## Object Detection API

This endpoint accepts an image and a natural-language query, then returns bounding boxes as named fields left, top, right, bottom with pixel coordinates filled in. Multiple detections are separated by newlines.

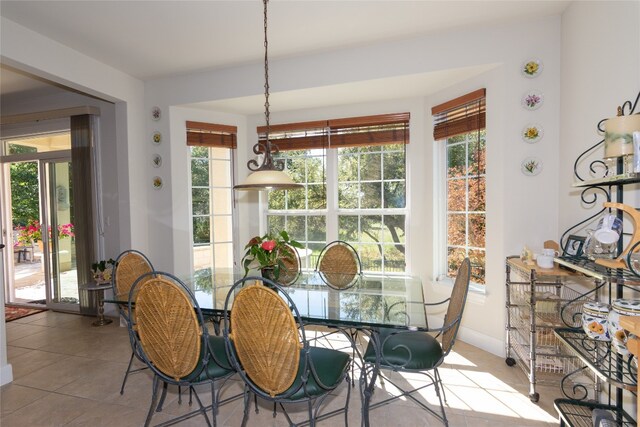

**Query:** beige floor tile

left=7, top=348, right=68, bottom=380
left=0, top=392, right=100, bottom=427
left=0, top=383, right=49, bottom=416
left=13, top=355, right=100, bottom=391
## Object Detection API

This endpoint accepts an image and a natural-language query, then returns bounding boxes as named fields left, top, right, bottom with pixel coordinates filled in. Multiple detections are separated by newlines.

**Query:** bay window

left=263, top=113, right=409, bottom=274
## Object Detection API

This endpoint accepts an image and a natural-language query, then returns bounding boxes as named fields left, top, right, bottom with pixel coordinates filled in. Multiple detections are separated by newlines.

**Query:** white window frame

left=264, top=145, right=408, bottom=275
left=188, top=145, right=237, bottom=276
left=435, top=131, right=486, bottom=290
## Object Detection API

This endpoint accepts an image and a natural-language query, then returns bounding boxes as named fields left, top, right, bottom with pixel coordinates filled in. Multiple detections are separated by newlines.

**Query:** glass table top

left=109, top=270, right=428, bottom=331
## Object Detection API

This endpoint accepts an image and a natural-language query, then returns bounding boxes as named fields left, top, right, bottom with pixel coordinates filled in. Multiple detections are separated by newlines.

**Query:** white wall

left=560, top=1, right=640, bottom=236
left=1, top=17, right=147, bottom=253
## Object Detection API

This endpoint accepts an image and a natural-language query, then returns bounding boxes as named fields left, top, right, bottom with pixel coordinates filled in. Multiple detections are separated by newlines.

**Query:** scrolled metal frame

left=554, top=92, right=640, bottom=422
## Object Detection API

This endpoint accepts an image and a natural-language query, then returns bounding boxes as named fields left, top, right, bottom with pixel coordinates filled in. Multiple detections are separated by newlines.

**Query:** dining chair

left=312, top=240, right=363, bottom=383
left=223, top=277, right=352, bottom=427
left=315, top=240, right=362, bottom=290
left=270, top=243, right=301, bottom=286
left=127, top=271, right=238, bottom=427
left=111, top=249, right=154, bottom=395
left=360, top=257, right=471, bottom=426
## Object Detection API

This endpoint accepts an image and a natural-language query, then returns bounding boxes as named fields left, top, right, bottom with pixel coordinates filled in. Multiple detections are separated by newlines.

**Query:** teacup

left=536, top=254, right=554, bottom=269
left=541, top=248, right=559, bottom=257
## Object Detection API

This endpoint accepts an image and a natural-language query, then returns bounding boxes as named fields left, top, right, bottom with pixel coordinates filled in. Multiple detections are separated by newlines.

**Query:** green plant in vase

left=91, top=258, right=116, bottom=284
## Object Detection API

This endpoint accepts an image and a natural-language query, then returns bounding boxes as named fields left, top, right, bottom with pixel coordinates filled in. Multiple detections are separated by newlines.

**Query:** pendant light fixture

left=234, top=0, right=303, bottom=191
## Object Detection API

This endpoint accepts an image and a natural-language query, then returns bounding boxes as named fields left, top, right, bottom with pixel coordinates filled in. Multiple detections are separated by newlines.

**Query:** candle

left=603, top=114, right=640, bottom=159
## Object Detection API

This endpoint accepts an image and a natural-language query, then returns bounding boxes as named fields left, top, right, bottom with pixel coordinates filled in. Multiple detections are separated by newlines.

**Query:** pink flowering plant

left=241, top=230, right=303, bottom=279
left=16, top=220, right=74, bottom=245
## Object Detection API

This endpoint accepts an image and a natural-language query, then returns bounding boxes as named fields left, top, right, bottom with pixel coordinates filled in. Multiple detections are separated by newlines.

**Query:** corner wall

left=559, top=1, right=640, bottom=234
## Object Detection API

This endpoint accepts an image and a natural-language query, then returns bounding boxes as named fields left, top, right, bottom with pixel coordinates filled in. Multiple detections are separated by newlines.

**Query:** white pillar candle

left=604, top=114, right=640, bottom=159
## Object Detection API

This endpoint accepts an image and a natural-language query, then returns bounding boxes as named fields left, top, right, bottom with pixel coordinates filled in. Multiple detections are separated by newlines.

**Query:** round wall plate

left=152, top=176, right=163, bottom=190
left=521, top=157, right=543, bottom=176
left=521, top=58, right=543, bottom=78
left=522, top=124, right=544, bottom=143
left=521, top=90, right=544, bottom=110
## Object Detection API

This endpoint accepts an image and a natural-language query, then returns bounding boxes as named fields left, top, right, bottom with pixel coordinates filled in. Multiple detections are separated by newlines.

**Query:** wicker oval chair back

left=278, top=244, right=301, bottom=286
left=317, top=241, right=361, bottom=289
left=134, top=275, right=201, bottom=381
left=441, top=258, right=471, bottom=355
left=229, top=283, right=302, bottom=397
left=114, top=250, right=154, bottom=299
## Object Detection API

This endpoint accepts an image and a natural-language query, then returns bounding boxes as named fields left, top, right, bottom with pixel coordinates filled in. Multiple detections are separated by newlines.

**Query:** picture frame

left=563, top=235, right=586, bottom=257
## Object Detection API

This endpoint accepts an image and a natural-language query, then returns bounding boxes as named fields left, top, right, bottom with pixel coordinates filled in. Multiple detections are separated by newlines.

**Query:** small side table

left=80, top=282, right=113, bottom=327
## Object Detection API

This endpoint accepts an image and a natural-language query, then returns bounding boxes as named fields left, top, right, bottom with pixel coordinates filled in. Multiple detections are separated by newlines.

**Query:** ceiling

left=0, top=1, right=571, bottom=112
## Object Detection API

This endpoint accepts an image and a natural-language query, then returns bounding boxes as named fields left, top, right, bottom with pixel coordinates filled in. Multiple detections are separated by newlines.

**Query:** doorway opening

left=1, top=133, right=79, bottom=310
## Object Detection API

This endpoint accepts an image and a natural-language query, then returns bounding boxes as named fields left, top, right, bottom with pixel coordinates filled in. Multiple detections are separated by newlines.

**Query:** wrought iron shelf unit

left=572, top=174, right=640, bottom=188
left=554, top=256, right=640, bottom=285
left=555, top=399, right=636, bottom=427
left=554, top=328, right=638, bottom=391
left=552, top=93, right=640, bottom=427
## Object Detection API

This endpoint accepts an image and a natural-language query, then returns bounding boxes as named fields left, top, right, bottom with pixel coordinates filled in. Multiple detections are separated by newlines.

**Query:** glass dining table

left=108, top=269, right=428, bottom=426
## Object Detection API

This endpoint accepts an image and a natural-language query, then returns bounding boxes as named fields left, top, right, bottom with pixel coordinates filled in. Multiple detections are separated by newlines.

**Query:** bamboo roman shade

left=186, top=121, right=237, bottom=149
left=432, top=89, right=486, bottom=140
left=257, top=112, right=410, bottom=151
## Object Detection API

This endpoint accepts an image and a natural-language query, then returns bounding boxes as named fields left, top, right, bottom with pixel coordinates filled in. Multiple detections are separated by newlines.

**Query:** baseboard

left=0, top=363, right=13, bottom=386
left=456, top=325, right=504, bottom=357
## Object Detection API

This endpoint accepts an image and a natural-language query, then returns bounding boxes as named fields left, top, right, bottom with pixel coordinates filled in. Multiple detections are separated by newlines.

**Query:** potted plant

left=91, top=258, right=116, bottom=284
left=241, top=230, right=303, bottom=280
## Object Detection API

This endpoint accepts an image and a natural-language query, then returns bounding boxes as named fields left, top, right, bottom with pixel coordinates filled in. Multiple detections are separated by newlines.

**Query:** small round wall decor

left=152, top=154, right=162, bottom=168
left=521, top=58, right=543, bottom=78
left=152, top=176, right=163, bottom=190
left=152, top=131, right=162, bottom=145
left=521, top=90, right=544, bottom=110
left=522, top=124, right=544, bottom=144
left=521, top=157, right=543, bottom=176
left=151, top=106, right=161, bottom=121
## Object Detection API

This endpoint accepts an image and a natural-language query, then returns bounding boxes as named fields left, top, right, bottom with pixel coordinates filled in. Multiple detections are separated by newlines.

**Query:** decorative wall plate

left=152, top=176, right=163, bottom=190
left=151, top=106, right=161, bottom=121
left=522, top=124, right=544, bottom=143
left=152, top=154, right=162, bottom=168
left=521, top=157, right=543, bottom=176
left=521, top=91, right=544, bottom=110
left=521, top=58, right=543, bottom=78
left=152, top=131, right=162, bottom=145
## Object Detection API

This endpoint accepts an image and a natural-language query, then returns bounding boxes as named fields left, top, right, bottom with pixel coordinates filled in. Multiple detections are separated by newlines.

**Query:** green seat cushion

left=363, top=328, right=443, bottom=371
left=278, top=346, right=350, bottom=400
left=187, top=335, right=234, bottom=382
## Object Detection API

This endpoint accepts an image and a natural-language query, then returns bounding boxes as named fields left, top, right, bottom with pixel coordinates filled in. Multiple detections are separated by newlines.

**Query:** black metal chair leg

left=145, top=376, right=161, bottom=427
left=120, top=351, right=135, bottom=395
left=156, top=381, right=169, bottom=412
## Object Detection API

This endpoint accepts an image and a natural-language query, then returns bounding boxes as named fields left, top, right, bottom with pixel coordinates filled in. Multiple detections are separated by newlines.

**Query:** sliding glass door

left=1, top=134, right=79, bottom=311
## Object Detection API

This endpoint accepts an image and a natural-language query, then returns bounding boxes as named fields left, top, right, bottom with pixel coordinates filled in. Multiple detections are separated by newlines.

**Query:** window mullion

left=326, top=147, right=338, bottom=241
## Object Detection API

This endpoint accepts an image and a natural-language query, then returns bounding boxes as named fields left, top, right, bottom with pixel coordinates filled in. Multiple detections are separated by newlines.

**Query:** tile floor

left=1, top=311, right=561, bottom=426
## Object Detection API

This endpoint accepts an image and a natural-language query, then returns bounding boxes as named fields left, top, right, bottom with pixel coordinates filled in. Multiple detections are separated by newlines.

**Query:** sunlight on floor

left=391, top=360, right=558, bottom=424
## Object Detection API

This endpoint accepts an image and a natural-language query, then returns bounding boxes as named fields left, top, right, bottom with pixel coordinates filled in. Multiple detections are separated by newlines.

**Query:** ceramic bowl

left=582, top=302, right=611, bottom=341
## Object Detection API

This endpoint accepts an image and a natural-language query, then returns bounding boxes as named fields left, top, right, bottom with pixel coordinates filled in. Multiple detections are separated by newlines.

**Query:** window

left=187, top=121, right=237, bottom=279
left=433, top=89, right=486, bottom=284
left=263, top=113, right=409, bottom=273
